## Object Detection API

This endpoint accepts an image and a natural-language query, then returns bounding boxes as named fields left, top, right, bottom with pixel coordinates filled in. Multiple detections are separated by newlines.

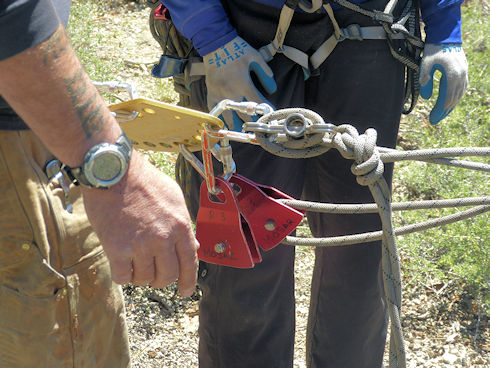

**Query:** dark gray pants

left=176, top=1, right=406, bottom=366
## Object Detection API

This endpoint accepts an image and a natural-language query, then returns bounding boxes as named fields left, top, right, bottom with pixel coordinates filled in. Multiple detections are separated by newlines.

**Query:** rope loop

left=248, top=108, right=332, bottom=158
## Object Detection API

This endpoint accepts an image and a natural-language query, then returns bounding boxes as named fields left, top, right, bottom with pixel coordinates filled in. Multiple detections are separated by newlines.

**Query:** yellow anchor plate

left=110, top=98, right=223, bottom=152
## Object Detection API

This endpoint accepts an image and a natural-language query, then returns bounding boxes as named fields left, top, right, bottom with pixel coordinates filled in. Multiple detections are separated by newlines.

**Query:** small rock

left=445, top=332, right=459, bottom=343
left=472, top=356, right=486, bottom=364
left=427, top=349, right=438, bottom=359
left=442, top=352, right=458, bottom=365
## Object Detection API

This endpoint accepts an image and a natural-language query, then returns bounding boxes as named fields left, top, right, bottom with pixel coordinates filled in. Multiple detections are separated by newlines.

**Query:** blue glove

left=203, top=36, right=277, bottom=131
left=419, top=43, right=468, bottom=125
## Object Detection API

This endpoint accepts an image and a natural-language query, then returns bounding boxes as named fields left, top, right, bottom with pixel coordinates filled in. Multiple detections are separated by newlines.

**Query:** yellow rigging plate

left=110, top=98, right=223, bottom=152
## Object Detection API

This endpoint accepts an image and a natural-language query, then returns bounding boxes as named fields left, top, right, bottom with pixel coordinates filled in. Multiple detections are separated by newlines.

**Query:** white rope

left=278, top=196, right=490, bottom=213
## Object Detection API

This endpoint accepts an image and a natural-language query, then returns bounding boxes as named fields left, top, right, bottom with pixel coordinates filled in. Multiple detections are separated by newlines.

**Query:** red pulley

left=196, top=177, right=261, bottom=268
left=229, top=174, right=304, bottom=251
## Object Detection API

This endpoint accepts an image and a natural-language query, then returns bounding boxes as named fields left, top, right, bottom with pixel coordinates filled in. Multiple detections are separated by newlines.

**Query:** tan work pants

left=0, top=130, right=130, bottom=367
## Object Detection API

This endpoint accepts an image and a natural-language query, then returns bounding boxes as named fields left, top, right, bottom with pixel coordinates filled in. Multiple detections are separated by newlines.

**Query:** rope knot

left=333, top=125, right=384, bottom=186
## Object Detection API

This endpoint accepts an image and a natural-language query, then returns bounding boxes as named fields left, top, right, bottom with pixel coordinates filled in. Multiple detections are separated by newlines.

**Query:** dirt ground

left=87, top=2, right=488, bottom=367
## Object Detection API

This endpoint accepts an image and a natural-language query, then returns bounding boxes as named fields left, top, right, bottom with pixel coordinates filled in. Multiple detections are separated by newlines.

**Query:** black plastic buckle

left=340, top=24, right=363, bottom=41
left=151, top=54, right=187, bottom=78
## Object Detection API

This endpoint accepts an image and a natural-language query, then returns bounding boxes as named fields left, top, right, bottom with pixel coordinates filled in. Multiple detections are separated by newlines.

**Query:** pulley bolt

left=284, top=113, right=307, bottom=138
left=214, top=242, right=227, bottom=254
left=264, top=219, right=277, bottom=231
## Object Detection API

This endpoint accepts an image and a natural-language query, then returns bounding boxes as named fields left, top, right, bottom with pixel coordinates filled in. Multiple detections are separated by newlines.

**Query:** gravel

left=123, top=246, right=488, bottom=368
left=86, top=2, right=489, bottom=367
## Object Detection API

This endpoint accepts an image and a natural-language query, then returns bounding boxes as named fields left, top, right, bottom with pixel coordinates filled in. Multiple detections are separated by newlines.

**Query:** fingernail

left=113, top=277, right=131, bottom=285
left=182, top=288, right=195, bottom=297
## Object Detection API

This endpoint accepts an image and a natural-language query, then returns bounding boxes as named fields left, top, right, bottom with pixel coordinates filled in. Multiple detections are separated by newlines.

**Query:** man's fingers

left=175, top=237, right=200, bottom=297
left=151, top=247, right=179, bottom=289
left=131, top=255, right=156, bottom=286
left=108, top=256, right=133, bottom=285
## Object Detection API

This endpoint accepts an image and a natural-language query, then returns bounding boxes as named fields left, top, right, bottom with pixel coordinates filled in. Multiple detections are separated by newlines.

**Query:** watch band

left=63, top=132, right=133, bottom=189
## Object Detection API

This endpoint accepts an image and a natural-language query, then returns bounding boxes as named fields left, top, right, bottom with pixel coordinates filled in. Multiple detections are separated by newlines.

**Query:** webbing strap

left=324, top=3, right=342, bottom=39
left=384, top=0, right=399, bottom=15
left=189, top=59, right=205, bottom=76
left=258, top=2, right=299, bottom=64
left=310, top=24, right=405, bottom=69
left=274, top=2, right=297, bottom=50
left=187, top=0, right=419, bottom=114
left=308, top=3, right=347, bottom=69
left=258, top=3, right=406, bottom=74
left=331, top=0, right=395, bottom=24
left=298, top=0, right=323, bottom=13
left=260, top=43, right=310, bottom=70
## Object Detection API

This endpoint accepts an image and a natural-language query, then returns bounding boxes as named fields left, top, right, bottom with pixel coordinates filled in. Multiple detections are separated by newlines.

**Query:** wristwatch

left=63, top=132, right=133, bottom=189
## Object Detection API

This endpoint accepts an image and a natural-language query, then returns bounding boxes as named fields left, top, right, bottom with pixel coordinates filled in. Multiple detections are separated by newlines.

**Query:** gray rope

left=283, top=205, right=490, bottom=246
left=379, top=146, right=490, bottom=161
left=329, top=126, right=406, bottom=366
left=410, top=158, right=490, bottom=172
left=279, top=196, right=490, bottom=213
left=379, top=147, right=490, bottom=172
left=317, top=120, right=404, bottom=364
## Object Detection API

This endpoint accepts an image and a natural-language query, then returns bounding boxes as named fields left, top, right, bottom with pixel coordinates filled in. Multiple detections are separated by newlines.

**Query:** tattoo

left=40, top=27, right=69, bottom=66
left=64, top=69, right=104, bottom=139
left=39, top=26, right=105, bottom=138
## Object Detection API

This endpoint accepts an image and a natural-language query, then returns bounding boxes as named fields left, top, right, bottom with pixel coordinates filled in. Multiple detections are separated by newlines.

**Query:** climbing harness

left=100, top=80, right=489, bottom=368
left=258, top=0, right=423, bottom=113
left=149, top=0, right=424, bottom=113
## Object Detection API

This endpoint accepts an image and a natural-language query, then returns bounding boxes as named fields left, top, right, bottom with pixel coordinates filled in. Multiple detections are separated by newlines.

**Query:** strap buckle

left=152, top=54, right=187, bottom=78
left=337, top=24, right=363, bottom=42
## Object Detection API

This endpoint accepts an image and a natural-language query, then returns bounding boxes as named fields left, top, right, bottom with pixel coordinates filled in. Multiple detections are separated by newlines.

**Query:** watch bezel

left=63, top=132, right=133, bottom=189
left=83, top=144, right=128, bottom=188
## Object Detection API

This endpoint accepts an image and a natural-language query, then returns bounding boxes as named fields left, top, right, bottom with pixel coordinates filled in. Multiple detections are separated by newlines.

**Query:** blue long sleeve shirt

left=163, top=0, right=464, bottom=56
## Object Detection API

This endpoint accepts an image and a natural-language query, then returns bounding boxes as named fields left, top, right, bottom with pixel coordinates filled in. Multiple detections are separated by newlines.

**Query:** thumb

left=419, top=64, right=437, bottom=100
left=249, top=60, right=277, bottom=95
left=428, top=66, right=449, bottom=125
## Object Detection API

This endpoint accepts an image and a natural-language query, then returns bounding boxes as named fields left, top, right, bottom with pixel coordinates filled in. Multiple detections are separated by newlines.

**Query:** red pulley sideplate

left=229, top=174, right=304, bottom=251
left=196, top=177, right=261, bottom=268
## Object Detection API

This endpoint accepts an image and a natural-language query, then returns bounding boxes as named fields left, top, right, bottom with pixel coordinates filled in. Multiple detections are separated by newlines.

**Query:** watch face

left=93, top=151, right=123, bottom=181
left=85, top=145, right=127, bottom=187
left=74, top=133, right=132, bottom=189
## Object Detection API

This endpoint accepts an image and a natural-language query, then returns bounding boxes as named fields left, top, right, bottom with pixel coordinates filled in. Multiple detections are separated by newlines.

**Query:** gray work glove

left=203, top=36, right=277, bottom=131
left=419, top=43, right=469, bottom=125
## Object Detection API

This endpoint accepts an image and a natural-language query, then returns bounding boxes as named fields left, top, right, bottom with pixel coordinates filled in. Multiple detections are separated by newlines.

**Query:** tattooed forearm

left=40, top=26, right=105, bottom=138
left=40, top=26, right=69, bottom=67
left=64, top=68, right=104, bottom=139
